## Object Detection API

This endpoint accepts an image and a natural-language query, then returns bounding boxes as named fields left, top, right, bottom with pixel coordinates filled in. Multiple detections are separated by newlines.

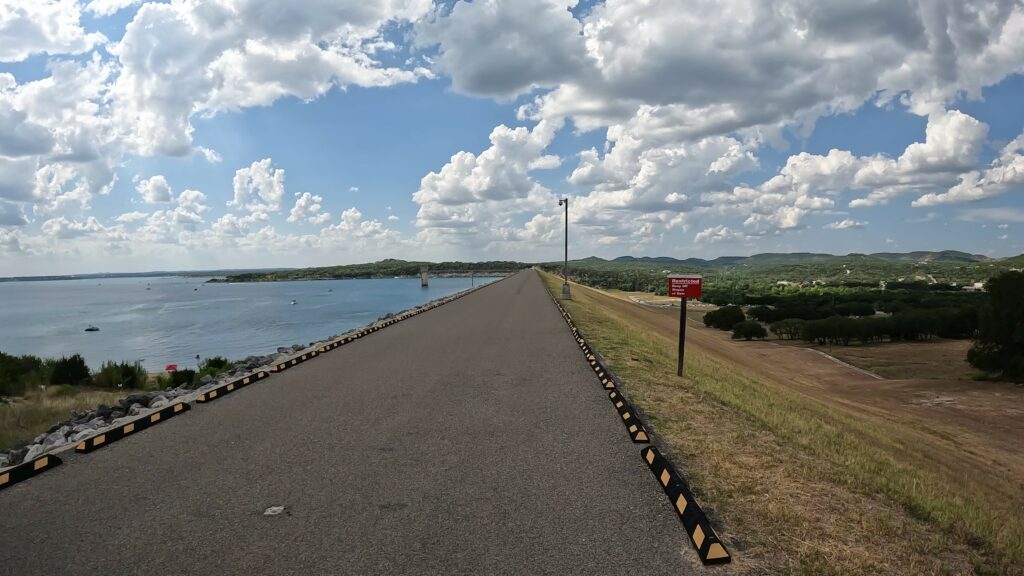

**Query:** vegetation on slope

left=539, top=270, right=1022, bottom=575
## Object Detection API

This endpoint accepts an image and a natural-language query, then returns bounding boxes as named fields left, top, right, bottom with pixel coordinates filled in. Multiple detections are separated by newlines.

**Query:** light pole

left=558, top=198, right=570, bottom=298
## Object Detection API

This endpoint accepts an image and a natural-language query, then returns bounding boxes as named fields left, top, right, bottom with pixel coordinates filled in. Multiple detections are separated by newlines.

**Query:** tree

left=769, top=318, right=806, bottom=340
left=50, top=354, right=92, bottom=386
left=732, top=320, right=768, bottom=341
left=968, top=271, right=1024, bottom=378
left=703, top=306, right=746, bottom=330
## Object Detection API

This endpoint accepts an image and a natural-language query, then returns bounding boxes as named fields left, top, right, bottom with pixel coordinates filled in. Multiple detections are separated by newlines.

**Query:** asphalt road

left=0, top=270, right=694, bottom=575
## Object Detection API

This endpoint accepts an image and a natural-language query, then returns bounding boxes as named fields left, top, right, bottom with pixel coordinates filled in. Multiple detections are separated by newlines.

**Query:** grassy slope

left=540, top=271, right=1021, bottom=576
left=1, top=386, right=139, bottom=451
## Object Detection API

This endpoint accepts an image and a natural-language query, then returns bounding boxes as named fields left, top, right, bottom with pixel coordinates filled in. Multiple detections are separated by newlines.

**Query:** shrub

left=703, top=306, right=747, bottom=331
left=0, top=352, right=46, bottom=396
left=93, top=361, right=148, bottom=389
left=50, top=354, right=92, bottom=386
left=51, top=384, right=80, bottom=397
left=732, top=320, right=768, bottom=341
left=169, top=369, right=197, bottom=387
left=197, top=356, right=233, bottom=378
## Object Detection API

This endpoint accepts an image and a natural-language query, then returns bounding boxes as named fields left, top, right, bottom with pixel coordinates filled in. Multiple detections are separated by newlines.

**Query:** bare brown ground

left=595, top=284, right=1024, bottom=509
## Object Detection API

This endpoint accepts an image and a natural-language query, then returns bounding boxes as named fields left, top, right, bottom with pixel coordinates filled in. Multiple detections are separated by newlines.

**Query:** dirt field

left=815, top=339, right=982, bottom=380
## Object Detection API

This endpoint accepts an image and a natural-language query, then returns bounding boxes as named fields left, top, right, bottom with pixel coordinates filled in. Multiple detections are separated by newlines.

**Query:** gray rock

left=128, top=403, right=145, bottom=416
left=149, top=396, right=169, bottom=409
left=110, top=416, right=133, bottom=428
left=23, top=444, right=45, bottom=462
left=7, top=446, right=28, bottom=466
left=199, top=375, right=213, bottom=385
left=71, top=429, right=95, bottom=442
left=43, top=427, right=70, bottom=446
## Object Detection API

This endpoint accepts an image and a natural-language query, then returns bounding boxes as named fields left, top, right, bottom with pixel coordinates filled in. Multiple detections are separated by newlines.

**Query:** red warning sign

left=668, top=275, right=702, bottom=299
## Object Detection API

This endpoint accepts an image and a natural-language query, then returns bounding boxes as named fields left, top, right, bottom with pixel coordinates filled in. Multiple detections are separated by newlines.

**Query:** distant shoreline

left=207, top=272, right=510, bottom=284
left=0, top=269, right=293, bottom=283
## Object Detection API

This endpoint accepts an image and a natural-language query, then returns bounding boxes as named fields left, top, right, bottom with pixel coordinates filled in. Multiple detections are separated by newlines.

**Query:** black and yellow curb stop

left=75, top=403, right=191, bottom=454
left=548, top=292, right=651, bottom=444
left=197, top=371, right=269, bottom=403
left=608, top=390, right=650, bottom=443
left=270, top=349, right=319, bottom=373
left=0, top=454, right=62, bottom=492
left=641, top=446, right=731, bottom=565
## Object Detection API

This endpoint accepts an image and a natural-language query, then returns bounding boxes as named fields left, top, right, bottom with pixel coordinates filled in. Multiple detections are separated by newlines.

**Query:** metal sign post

left=667, top=275, right=703, bottom=376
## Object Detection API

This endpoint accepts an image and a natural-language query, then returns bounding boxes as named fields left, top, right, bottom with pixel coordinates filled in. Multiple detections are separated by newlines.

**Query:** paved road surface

left=0, top=270, right=694, bottom=575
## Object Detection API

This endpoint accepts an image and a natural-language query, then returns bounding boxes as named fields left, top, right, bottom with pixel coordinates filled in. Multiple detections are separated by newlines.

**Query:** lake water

left=0, top=276, right=498, bottom=371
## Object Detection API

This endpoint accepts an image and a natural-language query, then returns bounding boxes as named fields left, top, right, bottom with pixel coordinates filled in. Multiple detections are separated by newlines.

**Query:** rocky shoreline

left=0, top=289, right=473, bottom=471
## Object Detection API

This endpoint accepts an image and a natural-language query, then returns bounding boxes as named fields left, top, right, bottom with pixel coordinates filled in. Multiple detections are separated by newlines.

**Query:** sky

left=1, top=0, right=1023, bottom=275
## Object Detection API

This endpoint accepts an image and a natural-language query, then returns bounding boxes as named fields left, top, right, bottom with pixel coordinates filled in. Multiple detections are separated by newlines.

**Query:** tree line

left=699, top=271, right=1024, bottom=380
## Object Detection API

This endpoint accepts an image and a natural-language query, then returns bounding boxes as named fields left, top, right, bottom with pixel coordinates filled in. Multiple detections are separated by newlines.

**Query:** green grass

left=541, top=271, right=1022, bottom=575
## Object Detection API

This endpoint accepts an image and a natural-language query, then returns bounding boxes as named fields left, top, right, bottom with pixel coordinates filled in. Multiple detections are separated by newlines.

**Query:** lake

left=0, top=276, right=498, bottom=371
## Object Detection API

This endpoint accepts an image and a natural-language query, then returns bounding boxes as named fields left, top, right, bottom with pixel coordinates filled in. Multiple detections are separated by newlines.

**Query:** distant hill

left=214, top=259, right=530, bottom=282
left=545, top=250, right=1024, bottom=288
left=608, top=251, right=994, bottom=268
left=868, top=250, right=988, bottom=263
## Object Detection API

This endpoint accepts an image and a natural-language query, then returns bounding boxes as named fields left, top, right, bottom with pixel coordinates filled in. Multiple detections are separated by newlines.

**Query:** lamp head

left=558, top=199, right=564, bottom=206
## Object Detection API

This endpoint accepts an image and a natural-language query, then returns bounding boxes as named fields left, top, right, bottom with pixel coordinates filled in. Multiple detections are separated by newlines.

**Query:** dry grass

left=541, top=271, right=1022, bottom=575
left=0, top=386, right=138, bottom=451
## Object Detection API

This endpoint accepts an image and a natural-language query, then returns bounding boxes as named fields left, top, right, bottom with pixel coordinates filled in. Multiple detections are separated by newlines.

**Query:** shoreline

left=0, top=281, right=496, bottom=471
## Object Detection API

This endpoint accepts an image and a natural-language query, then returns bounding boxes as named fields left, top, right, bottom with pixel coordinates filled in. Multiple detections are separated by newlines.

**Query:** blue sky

left=1, top=1, right=1023, bottom=275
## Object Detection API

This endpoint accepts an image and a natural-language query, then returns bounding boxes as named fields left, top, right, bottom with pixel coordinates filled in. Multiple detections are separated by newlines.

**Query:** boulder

left=7, top=446, right=28, bottom=466
left=71, top=429, right=96, bottom=443
left=23, top=444, right=45, bottom=462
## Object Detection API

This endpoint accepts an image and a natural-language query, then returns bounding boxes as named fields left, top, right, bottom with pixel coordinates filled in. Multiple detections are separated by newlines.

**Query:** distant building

left=963, top=282, right=986, bottom=292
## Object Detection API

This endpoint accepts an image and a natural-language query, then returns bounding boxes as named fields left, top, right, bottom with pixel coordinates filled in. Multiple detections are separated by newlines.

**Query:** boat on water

left=290, top=299, right=298, bottom=305
left=84, top=325, right=99, bottom=332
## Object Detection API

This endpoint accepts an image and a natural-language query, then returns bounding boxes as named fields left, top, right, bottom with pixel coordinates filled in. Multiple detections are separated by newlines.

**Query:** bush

left=93, top=361, right=148, bottom=389
left=50, top=354, right=92, bottom=386
left=197, top=356, right=233, bottom=378
left=0, top=351, right=47, bottom=396
left=704, top=306, right=746, bottom=330
left=169, top=369, right=197, bottom=387
left=732, top=320, right=768, bottom=341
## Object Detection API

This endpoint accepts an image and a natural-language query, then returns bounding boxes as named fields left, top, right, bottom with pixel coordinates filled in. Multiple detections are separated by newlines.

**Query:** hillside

left=544, top=251, right=1023, bottom=294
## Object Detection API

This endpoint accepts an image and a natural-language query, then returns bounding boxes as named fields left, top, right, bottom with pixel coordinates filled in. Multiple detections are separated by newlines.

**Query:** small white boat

left=85, top=325, right=99, bottom=332
left=290, top=299, right=298, bottom=305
